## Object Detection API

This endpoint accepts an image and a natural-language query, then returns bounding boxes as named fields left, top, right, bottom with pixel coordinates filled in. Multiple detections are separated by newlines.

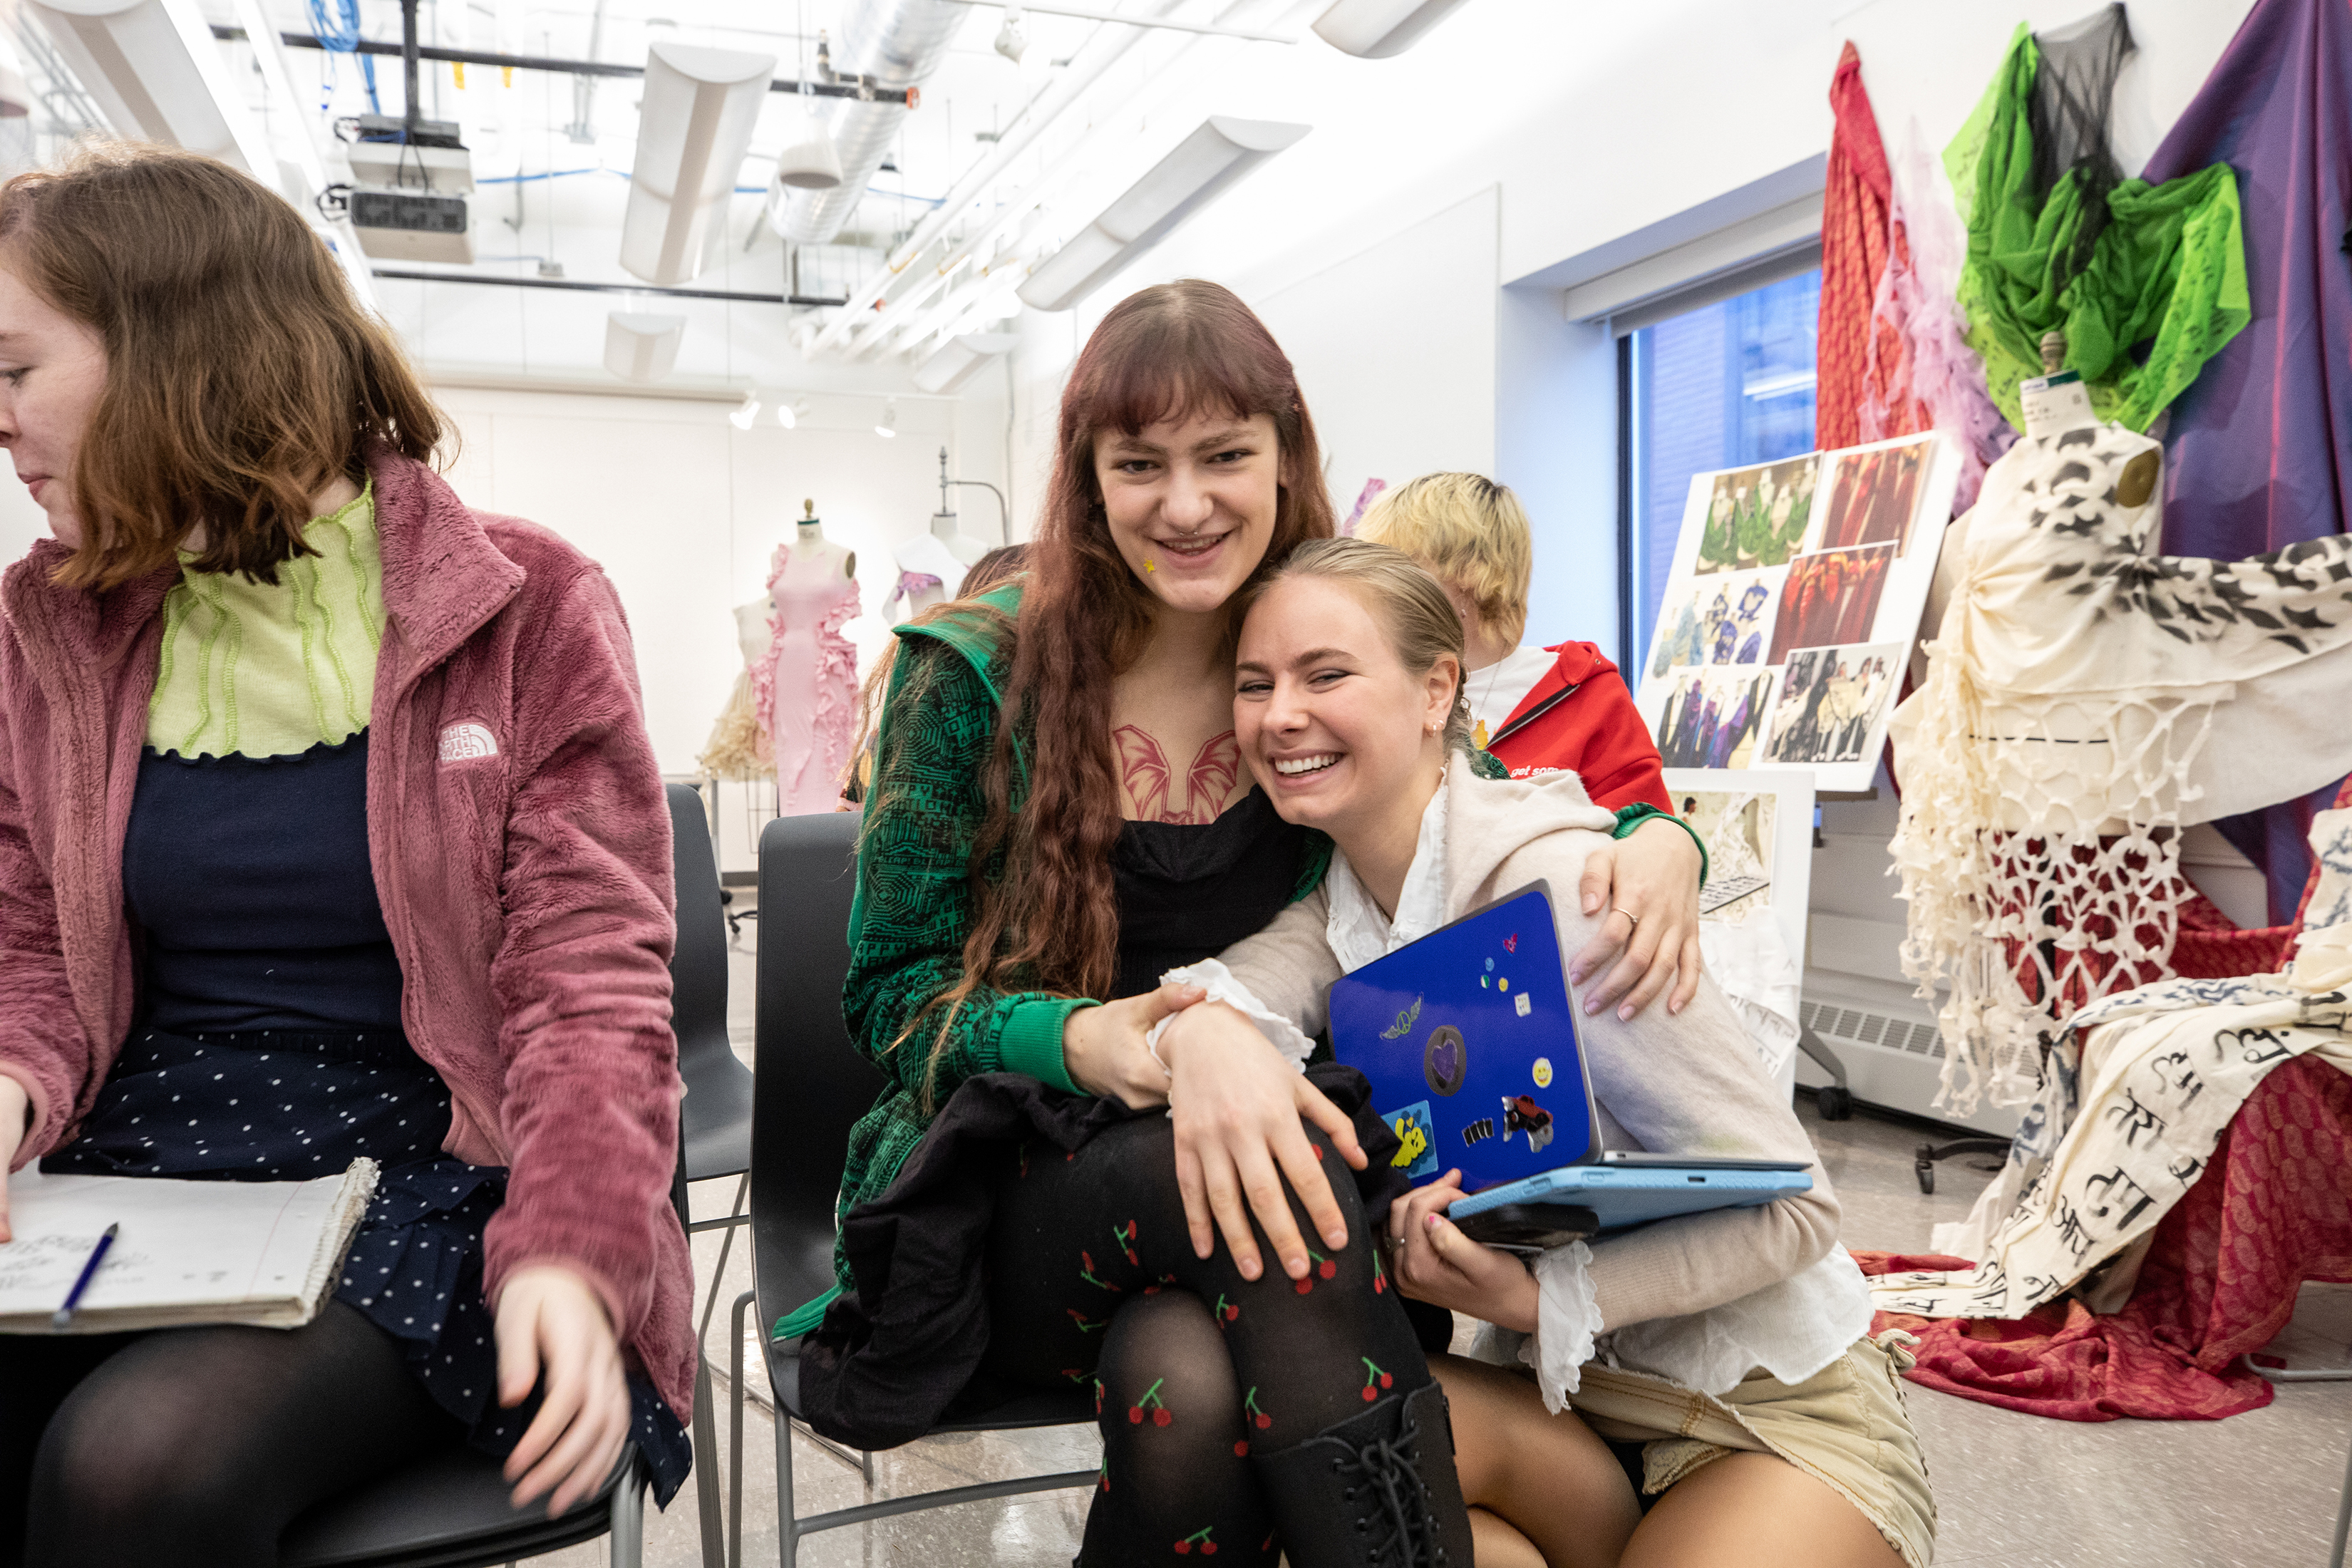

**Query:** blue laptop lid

left=1327, top=883, right=1601, bottom=1192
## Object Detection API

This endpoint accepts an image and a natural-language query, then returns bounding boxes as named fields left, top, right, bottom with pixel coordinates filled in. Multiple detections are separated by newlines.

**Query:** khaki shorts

left=1567, top=1331, right=1936, bottom=1568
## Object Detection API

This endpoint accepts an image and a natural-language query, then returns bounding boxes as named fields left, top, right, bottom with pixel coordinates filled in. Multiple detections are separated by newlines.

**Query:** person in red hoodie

left=1358, top=473, right=1704, bottom=1012
left=0, top=147, right=690, bottom=1564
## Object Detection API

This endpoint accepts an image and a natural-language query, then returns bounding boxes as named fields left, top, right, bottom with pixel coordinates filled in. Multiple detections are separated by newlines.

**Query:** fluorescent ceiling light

left=1311, top=0, right=1472, bottom=57
left=875, top=398, right=898, bottom=438
left=27, top=0, right=275, bottom=175
left=1017, top=116, right=1309, bottom=312
left=913, top=331, right=1018, bottom=395
left=728, top=391, right=763, bottom=430
left=604, top=311, right=686, bottom=382
left=620, top=42, right=775, bottom=286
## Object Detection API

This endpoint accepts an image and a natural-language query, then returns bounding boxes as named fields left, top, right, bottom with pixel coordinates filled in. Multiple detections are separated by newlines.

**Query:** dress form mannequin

left=887, top=508, right=991, bottom=624
left=753, top=500, right=862, bottom=814
left=697, top=599, right=780, bottom=778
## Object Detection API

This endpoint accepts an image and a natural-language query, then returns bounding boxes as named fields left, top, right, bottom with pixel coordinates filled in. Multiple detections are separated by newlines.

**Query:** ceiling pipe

left=810, top=0, right=1212, bottom=352
left=208, top=26, right=917, bottom=100
left=774, top=0, right=964, bottom=244
left=819, top=0, right=1298, bottom=356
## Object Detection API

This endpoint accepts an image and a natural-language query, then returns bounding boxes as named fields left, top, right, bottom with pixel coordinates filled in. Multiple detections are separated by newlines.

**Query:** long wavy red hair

left=907, top=281, right=1333, bottom=1095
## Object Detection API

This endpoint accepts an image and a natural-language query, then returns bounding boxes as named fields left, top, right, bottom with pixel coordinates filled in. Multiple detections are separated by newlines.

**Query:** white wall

left=1252, top=189, right=1500, bottom=525
left=433, top=383, right=1006, bottom=780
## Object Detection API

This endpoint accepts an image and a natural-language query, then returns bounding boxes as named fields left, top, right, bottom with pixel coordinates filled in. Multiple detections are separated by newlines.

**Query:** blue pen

left=51, top=1223, right=118, bottom=1332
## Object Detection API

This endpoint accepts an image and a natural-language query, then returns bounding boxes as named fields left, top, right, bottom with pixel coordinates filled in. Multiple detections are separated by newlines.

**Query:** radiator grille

left=1802, top=999, right=1945, bottom=1060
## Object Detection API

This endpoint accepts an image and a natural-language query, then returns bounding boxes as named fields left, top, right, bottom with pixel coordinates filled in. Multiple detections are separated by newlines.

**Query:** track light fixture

left=729, top=391, right=763, bottom=430
left=778, top=396, right=810, bottom=430
left=994, top=4, right=1028, bottom=63
left=875, top=398, right=899, bottom=438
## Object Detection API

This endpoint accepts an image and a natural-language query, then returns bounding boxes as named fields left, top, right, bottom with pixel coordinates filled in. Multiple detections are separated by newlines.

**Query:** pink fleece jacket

left=0, top=447, right=694, bottom=1422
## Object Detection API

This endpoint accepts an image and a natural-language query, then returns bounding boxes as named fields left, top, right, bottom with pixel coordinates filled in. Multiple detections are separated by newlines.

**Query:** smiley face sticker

left=1532, top=1057, right=1553, bottom=1090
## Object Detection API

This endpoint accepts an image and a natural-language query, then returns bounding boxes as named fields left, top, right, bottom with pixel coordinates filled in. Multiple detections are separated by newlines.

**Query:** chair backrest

left=664, top=783, right=742, bottom=1090
left=752, top=810, right=884, bottom=1314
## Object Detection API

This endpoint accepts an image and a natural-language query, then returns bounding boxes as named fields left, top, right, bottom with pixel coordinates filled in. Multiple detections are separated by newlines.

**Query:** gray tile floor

left=520, top=924, right=2352, bottom=1567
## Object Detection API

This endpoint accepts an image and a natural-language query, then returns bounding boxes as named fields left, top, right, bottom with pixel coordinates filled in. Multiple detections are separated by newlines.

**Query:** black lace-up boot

left=1250, top=1381, right=1470, bottom=1567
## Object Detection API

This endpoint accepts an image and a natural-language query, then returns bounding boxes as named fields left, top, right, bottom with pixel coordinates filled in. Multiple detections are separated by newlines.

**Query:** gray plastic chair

left=730, top=810, right=1095, bottom=1567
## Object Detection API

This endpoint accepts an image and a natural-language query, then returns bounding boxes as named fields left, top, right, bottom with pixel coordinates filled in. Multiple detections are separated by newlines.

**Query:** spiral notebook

left=0, top=1160, right=379, bottom=1334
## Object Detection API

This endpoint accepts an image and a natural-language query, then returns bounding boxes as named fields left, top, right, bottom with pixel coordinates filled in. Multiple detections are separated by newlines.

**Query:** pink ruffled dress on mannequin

left=751, top=523, right=860, bottom=815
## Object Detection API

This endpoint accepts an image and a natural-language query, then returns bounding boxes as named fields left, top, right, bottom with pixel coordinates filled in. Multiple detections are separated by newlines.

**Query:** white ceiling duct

left=26, top=0, right=274, bottom=173
left=604, top=311, right=686, bottom=382
left=1311, top=0, right=1472, bottom=58
left=912, top=331, right=1016, bottom=393
left=0, top=36, right=33, bottom=118
left=620, top=42, right=775, bottom=287
left=1018, top=116, right=1309, bottom=313
left=773, top=0, right=964, bottom=245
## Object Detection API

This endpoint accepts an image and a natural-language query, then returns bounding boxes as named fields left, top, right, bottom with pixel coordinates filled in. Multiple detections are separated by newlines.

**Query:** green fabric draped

left=1946, top=23, right=2249, bottom=433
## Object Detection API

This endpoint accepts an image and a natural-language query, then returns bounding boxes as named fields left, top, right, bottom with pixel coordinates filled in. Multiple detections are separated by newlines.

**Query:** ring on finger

left=1611, top=905, right=1641, bottom=933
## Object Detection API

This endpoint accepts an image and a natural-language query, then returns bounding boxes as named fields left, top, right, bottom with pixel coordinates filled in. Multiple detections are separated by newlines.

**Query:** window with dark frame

left=1618, top=268, right=1822, bottom=676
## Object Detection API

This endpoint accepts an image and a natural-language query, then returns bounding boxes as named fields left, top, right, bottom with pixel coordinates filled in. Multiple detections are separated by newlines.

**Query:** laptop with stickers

left=1326, top=882, right=1810, bottom=1235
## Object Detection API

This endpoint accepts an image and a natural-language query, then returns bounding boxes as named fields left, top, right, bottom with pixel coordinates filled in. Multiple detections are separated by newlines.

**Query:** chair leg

left=775, top=1403, right=800, bottom=1568
left=2331, top=1422, right=2352, bottom=1568
left=731, top=1290, right=753, bottom=1568
left=692, top=1351, right=725, bottom=1568
left=609, top=1459, right=646, bottom=1568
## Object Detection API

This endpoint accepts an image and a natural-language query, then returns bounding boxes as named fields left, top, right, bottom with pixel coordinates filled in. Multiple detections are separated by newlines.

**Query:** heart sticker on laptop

left=1423, top=1026, right=1467, bottom=1096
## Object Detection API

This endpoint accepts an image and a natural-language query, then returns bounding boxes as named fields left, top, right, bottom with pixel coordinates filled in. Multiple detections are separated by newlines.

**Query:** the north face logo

left=439, top=722, right=499, bottom=763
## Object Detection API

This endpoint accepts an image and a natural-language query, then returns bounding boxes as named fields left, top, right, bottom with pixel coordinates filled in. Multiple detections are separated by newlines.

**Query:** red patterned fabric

left=1816, top=42, right=1894, bottom=452
left=1857, top=1056, right=2352, bottom=1420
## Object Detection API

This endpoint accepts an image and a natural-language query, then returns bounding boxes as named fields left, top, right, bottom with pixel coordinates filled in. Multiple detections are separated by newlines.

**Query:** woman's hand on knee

left=1158, top=1003, right=1365, bottom=1284
left=0, top=1074, right=26, bottom=1243
left=1569, top=817, right=1706, bottom=1021
left=1062, top=981, right=1205, bottom=1109
left=494, top=1264, right=631, bottom=1516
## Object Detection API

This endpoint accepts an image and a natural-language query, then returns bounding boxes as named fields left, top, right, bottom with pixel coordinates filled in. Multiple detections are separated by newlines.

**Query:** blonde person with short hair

left=1361, top=473, right=1704, bottom=1013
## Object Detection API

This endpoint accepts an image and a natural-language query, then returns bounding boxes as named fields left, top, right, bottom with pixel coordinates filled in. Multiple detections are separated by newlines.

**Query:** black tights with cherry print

left=978, top=1113, right=1433, bottom=1565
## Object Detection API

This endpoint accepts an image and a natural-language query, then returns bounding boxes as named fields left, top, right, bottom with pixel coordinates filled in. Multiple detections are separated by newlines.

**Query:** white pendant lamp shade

left=773, top=100, right=842, bottom=191
left=604, top=311, right=686, bottom=383
left=620, top=42, right=775, bottom=287
left=1018, top=117, right=1310, bottom=313
left=1312, top=0, right=1472, bottom=58
left=26, top=0, right=272, bottom=171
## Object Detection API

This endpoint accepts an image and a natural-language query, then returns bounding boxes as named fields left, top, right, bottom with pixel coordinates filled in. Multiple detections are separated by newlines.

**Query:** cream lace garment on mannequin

left=1889, top=425, right=2352, bottom=1111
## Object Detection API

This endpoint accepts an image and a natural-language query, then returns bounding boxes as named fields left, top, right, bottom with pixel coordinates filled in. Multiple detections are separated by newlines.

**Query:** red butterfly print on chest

left=1113, top=726, right=1244, bottom=825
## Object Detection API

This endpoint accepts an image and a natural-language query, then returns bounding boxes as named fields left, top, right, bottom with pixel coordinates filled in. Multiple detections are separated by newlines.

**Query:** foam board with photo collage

left=1634, top=432, right=1960, bottom=793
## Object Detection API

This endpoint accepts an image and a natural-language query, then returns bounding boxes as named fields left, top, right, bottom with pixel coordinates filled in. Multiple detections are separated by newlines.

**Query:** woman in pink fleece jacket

left=0, top=147, right=690, bottom=1564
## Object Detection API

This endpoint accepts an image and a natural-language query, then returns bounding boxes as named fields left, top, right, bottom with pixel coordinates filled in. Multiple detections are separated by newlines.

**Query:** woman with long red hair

left=789, top=282, right=1694, bottom=1567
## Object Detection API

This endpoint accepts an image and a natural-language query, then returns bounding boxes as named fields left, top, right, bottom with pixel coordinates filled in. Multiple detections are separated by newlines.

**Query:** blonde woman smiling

left=1196, top=540, right=1931, bottom=1568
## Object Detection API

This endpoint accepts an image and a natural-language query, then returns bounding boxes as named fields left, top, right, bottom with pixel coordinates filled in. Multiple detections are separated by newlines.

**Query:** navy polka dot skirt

left=48, top=1026, right=692, bottom=1506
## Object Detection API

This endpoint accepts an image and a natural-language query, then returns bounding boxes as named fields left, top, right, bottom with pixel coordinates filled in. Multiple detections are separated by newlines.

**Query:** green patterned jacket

left=778, top=582, right=1331, bottom=1335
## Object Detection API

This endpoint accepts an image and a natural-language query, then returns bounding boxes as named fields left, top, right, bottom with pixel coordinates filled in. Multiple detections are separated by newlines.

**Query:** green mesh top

left=148, top=486, right=384, bottom=761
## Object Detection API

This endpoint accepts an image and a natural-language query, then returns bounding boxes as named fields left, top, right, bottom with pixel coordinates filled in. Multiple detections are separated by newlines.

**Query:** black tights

left=0, top=1301, right=455, bottom=1567
left=981, top=1113, right=1428, bottom=1566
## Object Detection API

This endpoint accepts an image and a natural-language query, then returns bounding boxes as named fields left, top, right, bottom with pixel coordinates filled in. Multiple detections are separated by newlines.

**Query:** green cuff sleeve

left=1611, top=803, right=1710, bottom=888
left=996, top=996, right=1093, bottom=1093
left=774, top=1284, right=841, bottom=1341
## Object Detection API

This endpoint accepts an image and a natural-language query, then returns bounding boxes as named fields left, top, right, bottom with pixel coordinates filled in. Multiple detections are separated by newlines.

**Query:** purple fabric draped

left=2141, top=0, right=2352, bottom=921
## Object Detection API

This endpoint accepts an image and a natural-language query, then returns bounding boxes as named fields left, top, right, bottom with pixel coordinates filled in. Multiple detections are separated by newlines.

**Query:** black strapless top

left=1110, top=788, right=1314, bottom=999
